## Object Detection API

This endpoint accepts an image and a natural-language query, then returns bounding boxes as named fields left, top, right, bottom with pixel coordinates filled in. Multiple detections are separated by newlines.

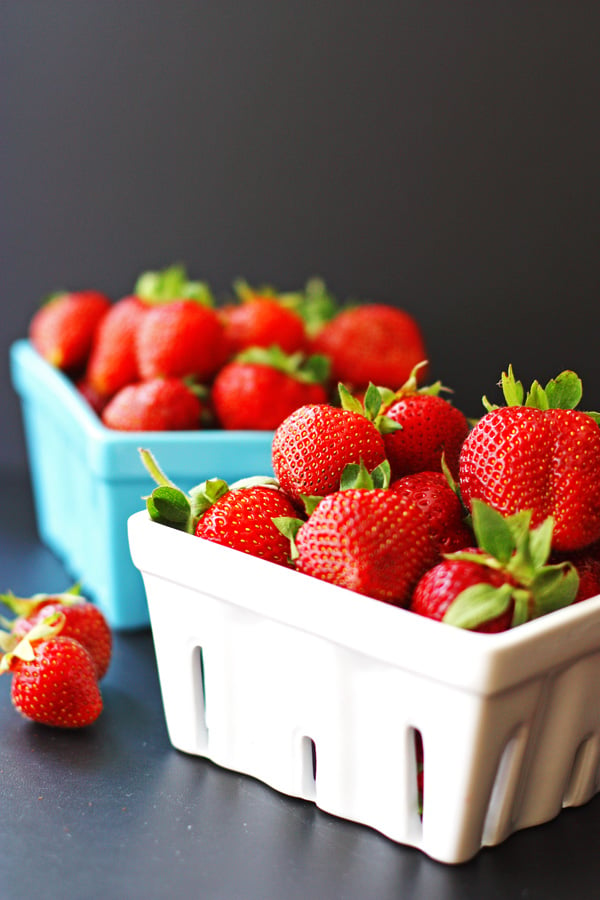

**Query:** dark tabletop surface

left=0, top=466, right=599, bottom=900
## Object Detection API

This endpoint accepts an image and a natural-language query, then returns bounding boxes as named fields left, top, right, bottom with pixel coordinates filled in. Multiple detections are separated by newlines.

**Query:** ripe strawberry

left=29, top=290, right=111, bottom=372
left=211, top=347, right=328, bottom=430
left=390, top=471, right=473, bottom=559
left=138, top=449, right=300, bottom=565
left=135, top=299, right=228, bottom=382
left=85, top=295, right=149, bottom=398
left=552, top=540, right=600, bottom=603
left=6, top=592, right=112, bottom=679
left=281, top=463, right=439, bottom=606
left=311, top=303, right=428, bottom=391
left=102, top=377, right=203, bottom=431
left=194, top=484, right=301, bottom=565
left=8, top=635, right=102, bottom=728
left=271, top=387, right=388, bottom=505
left=410, top=500, right=579, bottom=631
left=459, top=367, right=600, bottom=552
left=378, top=367, right=470, bottom=480
left=221, top=282, right=308, bottom=356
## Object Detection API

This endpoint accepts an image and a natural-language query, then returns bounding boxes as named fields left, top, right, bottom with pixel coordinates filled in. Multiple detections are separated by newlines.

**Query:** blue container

left=10, top=340, right=275, bottom=629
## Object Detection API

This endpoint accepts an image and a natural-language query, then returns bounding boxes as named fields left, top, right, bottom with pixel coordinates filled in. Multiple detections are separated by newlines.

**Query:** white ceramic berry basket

left=127, top=509, right=600, bottom=865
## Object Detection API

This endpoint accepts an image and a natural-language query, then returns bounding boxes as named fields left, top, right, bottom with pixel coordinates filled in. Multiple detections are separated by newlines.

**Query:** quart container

left=128, top=509, right=600, bottom=864
left=10, top=340, right=274, bottom=629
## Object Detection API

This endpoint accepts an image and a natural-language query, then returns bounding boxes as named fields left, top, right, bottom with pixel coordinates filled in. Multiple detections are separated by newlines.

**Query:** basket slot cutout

left=563, top=733, right=600, bottom=807
left=300, top=736, right=317, bottom=800
left=192, top=645, right=209, bottom=748
left=481, top=724, right=529, bottom=846
left=412, top=728, right=424, bottom=822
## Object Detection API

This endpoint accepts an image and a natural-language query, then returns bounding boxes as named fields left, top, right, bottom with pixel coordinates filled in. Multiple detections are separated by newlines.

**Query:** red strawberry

left=378, top=368, right=470, bottom=480
left=390, top=471, right=473, bottom=559
left=195, top=484, right=301, bottom=565
left=102, top=377, right=203, bottom=431
left=135, top=299, right=228, bottom=382
left=311, top=303, right=427, bottom=391
left=85, top=295, right=149, bottom=398
left=459, top=367, right=600, bottom=552
left=552, top=540, right=600, bottom=603
left=285, top=464, right=439, bottom=606
left=139, top=449, right=301, bottom=566
left=211, top=347, right=328, bottom=430
left=410, top=500, right=579, bottom=631
left=8, top=635, right=102, bottom=728
left=76, top=377, right=109, bottom=416
left=29, top=290, right=111, bottom=372
left=221, top=284, right=308, bottom=355
left=7, top=594, right=112, bottom=680
left=271, top=387, right=387, bottom=505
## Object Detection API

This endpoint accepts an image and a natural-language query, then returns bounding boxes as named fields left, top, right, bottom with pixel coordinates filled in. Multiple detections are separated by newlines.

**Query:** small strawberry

left=310, top=303, right=428, bottom=392
left=459, top=367, right=600, bottom=552
left=102, top=377, right=203, bottom=431
left=271, top=384, right=391, bottom=505
left=220, top=280, right=309, bottom=356
left=410, top=500, right=580, bottom=631
left=1, top=616, right=103, bottom=728
left=2, top=588, right=112, bottom=679
left=85, top=294, right=149, bottom=399
left=277, top=461, right=439, bottom=606
left=211, top=347, right=329, bottom=430
left=390, top=470, right=473, bottom=560
left=29, top=289, right=111, bottom=372
left=378, top=365, right=470, bottom=480
left=139, top=449, right=299, bottom=565
left=135, top=299, right=228, bottom=383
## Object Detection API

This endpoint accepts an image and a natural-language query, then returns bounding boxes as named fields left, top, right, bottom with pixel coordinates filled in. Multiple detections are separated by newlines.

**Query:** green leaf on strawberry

left=482, top=365, right=599, bottom=419
left=134, top=263, right=214, bottom=307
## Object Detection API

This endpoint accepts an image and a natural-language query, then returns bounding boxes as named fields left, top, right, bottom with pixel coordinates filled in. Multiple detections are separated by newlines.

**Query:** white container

left=128, top=510, right=600, bottom=864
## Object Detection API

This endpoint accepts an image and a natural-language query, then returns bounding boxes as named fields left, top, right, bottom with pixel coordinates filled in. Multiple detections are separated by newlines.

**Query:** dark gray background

left=2, top=1, right=600, bottom=468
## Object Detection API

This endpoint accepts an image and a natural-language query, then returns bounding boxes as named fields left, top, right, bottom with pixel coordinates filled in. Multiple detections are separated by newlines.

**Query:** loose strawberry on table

left=211, top=347, right=329, bottom=430
left=459, top=367, right=600, bottom=552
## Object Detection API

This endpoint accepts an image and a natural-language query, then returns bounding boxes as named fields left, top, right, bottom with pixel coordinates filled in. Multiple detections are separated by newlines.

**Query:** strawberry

left=138, top=449, right=299, bottom=565
left=29, top=290, right=111, bottom=372
left=271, top=385, right=389, bottom=505
left=552, top=540, right=600, bottom=603
left=221, top=281, right=309, bottom=355
left=85, top=295, right=149, bottom=399
left=135, top=299, right=228, bottom=383
left=390, top=470, right=473, bottom=559
left=410, top=500, right=579, bottom=631
left=211, top=347, right=328, bottom=430
left=102, top=377, right=203, bottom=431
left=310, top=303, right=428, bottom=392
left=2, top=589, right=112, bottom=679
left=7, top=634, right=102, bottom=728
left=459, top=367, right=600, bottom=552
left=378, top=366, right=470, bottom=480
left=278, top=462, right=439, bottom=606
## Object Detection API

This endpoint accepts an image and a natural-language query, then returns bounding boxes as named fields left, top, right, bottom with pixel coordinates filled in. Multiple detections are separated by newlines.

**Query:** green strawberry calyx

left=378, top=360, right=451, bottom=406
left=0, top=583, right=83, bottom=623
left=134, top=263, right=214, bottom=308
left=338, top=382, right=402, bottom=435
left=139, top=448, right=280, bottom=533
left=279, top=277, right=339, bottom=337
left=234, top=346, right=330, bottom=384
left=0, top=611, right=66, bottom=671
left=442, top=500, right=579, bottom=630
left=482, top=364, right=600, bottom=422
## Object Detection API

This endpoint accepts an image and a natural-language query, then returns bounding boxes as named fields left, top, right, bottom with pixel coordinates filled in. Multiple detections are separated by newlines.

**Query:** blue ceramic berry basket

left=10, top=340, right=275, bottom=629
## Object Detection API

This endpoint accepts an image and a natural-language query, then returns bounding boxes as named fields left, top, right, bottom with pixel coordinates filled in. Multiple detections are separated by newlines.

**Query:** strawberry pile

left=0, top=586, right=112, bottom=728
left=28, top=264, right=428, bottom=432
left=141, top=365, right=600, bottom=632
